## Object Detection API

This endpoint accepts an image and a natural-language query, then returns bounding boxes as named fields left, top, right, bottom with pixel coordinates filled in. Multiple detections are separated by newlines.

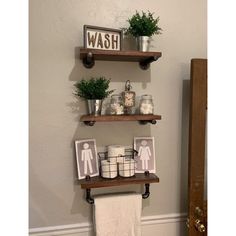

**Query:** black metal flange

left=83, top=52, right=95, bottom=68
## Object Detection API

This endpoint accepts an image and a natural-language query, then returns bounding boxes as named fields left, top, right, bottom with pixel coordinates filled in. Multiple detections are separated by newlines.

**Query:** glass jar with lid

left=139, top=94, right=154, bottom=114
left=110, top=94, right=124, bottom=115
left=122, top=80, right=136, bottom=115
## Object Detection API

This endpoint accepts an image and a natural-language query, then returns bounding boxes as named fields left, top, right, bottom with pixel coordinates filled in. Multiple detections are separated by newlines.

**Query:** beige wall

left=29, top=0, right=207, bottom=228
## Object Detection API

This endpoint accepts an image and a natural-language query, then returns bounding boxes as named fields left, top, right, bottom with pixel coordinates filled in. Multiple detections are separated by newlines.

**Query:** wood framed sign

left=84, top=25, right=123, bottom=51
left=75, top=139, right=99, bottom=179
left=134, top=137, right=156, bottom=173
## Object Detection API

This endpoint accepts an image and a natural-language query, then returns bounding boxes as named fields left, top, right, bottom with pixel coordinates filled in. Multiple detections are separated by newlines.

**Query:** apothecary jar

left=110, top=94, right=124, bottom=115
left=139, top=94, right=154, bottom=114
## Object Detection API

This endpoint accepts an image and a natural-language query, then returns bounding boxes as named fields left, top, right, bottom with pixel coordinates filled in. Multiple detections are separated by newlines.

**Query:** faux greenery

left=124, top=11, right=162, bottom=37
left=74, top=77, right=114, bottom=100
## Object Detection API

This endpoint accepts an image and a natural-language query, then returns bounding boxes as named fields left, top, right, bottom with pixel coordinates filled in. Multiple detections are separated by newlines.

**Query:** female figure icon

left=138, top=140, right=151, bottom=170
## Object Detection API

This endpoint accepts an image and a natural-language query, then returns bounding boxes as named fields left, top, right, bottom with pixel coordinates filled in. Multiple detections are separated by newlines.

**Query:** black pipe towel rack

left=83, top=171, right=153, bottom=204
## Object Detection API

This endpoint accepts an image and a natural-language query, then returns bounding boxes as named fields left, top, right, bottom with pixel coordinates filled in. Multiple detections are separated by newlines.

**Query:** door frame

left=188, top=59, right=207, bottom=235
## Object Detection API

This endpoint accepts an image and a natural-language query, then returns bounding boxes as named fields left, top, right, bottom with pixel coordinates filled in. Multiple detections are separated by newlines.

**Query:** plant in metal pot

left=123, top=11, right=162, bottom=51
left=74, top=76, right=114, bottom=116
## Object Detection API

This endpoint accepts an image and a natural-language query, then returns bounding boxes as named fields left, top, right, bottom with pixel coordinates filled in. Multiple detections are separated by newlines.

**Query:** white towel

left=94, top=193, right=142, bottom=236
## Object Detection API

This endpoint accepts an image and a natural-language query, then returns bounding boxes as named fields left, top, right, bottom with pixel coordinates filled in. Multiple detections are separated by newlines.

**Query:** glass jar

left=110, top=94, right=124, bottom=115
left=139, top=95, right=154, bottom=114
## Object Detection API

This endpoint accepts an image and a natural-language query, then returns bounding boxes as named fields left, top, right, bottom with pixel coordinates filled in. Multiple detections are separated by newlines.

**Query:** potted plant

left=74, top=76, right=114, bottom=116
left=123, top=11, right=162, bottom=51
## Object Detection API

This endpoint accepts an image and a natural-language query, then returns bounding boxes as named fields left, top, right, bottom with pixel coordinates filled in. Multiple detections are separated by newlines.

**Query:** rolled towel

left=101, top=160, right=118, bottom=179
left=107, top=145, right=125, bottom=163
left=119, top=159, right=135, bottom=177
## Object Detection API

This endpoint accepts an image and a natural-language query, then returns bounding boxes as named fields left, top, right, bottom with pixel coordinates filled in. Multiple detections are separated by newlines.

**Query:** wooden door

left=187, top=59, right=207, bottom=236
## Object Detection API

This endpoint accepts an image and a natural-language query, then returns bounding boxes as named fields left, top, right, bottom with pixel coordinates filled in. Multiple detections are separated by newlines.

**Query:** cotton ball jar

left=139, top=95, right=154, bottom=114
left=110, top=94, right=124, bottom=115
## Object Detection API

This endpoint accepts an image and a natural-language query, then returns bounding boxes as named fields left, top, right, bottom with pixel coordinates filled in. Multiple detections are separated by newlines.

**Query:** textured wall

left=29, top=0, right=207, bottom=228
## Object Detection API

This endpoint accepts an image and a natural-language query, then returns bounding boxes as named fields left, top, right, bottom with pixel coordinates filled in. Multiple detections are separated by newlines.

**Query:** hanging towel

left=94, top=193, right=142, bottom=236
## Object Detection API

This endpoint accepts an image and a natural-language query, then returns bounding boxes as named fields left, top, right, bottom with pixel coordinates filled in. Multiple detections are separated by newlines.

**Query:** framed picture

left=84, top=25, right=123, bottom=51
left=134, top=137, right=156, bottom=173
left=75, top=139, right=99, bottom=179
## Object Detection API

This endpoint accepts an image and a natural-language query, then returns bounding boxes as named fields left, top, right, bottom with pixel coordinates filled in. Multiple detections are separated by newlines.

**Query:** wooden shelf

left=80, top=114, right=162, bottom=126
left=80, top=48, right=162, bottom=70
left=78, top=173, right=159, bottom=189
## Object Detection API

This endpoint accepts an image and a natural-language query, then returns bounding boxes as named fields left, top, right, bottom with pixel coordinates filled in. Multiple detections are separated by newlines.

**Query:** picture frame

left=134, top=137, right=156, bottom=173
left=84, top=25, right=123, bottom=51
left=75, top=139, right=99, bottom=179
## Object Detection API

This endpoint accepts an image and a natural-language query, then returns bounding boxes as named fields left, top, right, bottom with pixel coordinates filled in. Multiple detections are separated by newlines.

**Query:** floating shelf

left=80, top=114, right=162, bottom=126
left=78, top=173, right=159, bottom=189
left=78, top=172, right=160, bottom=204
left=80, top=48, right=162, bottom=70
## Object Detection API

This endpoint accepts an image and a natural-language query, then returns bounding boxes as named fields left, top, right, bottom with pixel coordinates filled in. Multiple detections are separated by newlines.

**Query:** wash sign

left=84, top=25, right=122, bottom=51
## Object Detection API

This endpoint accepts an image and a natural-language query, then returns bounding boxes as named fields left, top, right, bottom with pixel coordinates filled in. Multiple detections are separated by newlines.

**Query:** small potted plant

left=74, top=76, right=114, bottom=116
left=123, top=11, right=162, bottom=51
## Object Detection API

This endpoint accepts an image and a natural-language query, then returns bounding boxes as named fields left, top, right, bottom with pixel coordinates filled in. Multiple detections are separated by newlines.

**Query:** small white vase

left=137, top=36, right=151, bottom=52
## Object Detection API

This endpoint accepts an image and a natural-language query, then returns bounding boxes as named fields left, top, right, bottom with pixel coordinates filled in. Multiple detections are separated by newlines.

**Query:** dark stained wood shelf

left=80, top=48, right=162, bottom=70
left=78, top=173, right=159, bottom=189
left=80, top=114, right=162, bottom=126
left=78, top=48, right=162, bottom=203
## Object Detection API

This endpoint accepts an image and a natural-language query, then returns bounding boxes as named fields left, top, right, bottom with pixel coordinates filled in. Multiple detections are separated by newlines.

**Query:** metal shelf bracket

left=139, top=56, right=159, bottom=70
left=139, top=120, right=157, bottom=125
left=84, top=121, right=96, bottom=126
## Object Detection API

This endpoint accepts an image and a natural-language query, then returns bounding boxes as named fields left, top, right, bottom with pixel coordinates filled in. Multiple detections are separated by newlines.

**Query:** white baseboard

left=29, top=213, right=187, bottom=236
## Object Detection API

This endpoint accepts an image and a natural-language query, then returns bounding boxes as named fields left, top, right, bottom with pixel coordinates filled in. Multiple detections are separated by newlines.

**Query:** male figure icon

left=81, top=143, right=93, bottom=174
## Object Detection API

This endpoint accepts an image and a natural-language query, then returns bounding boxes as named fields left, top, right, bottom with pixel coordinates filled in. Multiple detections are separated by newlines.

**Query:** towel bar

left=85, top=183, right=150, bottom=204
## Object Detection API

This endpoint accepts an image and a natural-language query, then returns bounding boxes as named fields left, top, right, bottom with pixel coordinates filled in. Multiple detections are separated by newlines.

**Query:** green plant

left=74, top=77, right=114, bottom=100
left=124, top=11, right=162, bottom=37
